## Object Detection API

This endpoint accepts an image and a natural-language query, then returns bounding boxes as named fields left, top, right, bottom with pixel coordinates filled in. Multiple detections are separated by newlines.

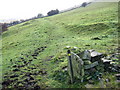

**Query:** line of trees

left=47, top=9, right=59, bottom=16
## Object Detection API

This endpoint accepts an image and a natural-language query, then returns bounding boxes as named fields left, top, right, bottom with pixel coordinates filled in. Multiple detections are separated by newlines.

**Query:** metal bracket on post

left=67, top=50, right=74, bottom=84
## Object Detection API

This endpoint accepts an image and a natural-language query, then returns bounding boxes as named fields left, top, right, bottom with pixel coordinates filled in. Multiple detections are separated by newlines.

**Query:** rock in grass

left=65, top=46, right=71, bottom=49
left=91, top=37, right=101, bottom=40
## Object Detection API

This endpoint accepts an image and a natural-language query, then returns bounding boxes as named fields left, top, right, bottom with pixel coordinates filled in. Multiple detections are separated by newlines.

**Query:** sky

left=0, top=0, right=92, bottom=22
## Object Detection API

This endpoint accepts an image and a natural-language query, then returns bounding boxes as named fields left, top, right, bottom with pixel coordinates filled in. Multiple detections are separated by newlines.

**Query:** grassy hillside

left=1, top=2, right=119, bottom=88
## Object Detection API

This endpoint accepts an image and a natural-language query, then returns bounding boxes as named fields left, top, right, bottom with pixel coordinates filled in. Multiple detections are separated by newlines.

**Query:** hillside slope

left=1, top=2, right=119, bottom=88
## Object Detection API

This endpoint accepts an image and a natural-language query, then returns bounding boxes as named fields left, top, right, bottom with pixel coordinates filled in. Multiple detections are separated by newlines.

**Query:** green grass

left=1, top=2, right=119, bottom=88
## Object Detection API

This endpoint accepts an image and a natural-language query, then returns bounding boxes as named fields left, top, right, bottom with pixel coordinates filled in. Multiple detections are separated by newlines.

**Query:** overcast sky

left=0, top=0, right=92, bottom=22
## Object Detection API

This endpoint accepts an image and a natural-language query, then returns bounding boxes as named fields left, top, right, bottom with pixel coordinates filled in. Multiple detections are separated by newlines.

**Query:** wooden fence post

left=67, top=50, right=74, bottom=83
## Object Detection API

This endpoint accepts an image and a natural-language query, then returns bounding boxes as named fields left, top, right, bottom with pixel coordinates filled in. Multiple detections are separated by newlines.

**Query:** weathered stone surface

left=89, top=50, right=103, bottom=57
left=82, top=50, right=91, bottom=60
left=80, top=50, right=103, bottom=62
left=84, top=61, right=98, bottom=69
left=101, top=58, right=112, bottom=63
left=84, top=61, right=92, bottom=65
left=89, top=50, right=103, bottom=62
left=68, top=49, right=119, bottom=83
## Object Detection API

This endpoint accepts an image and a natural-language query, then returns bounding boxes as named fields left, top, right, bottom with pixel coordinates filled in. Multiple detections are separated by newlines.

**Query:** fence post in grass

left=67, top=50, right=74, bottom=83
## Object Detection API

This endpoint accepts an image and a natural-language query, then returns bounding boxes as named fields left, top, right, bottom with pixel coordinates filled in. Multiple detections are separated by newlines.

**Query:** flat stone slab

left=101, top=58, right=112, bottom=62
left=84, top=61, right=98, bottom=69
left=89, top=50, right=103, bottom=57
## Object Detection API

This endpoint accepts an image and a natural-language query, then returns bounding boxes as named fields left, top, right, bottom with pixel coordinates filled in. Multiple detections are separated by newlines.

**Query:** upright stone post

left=67, top=50, right=74, bottom=83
